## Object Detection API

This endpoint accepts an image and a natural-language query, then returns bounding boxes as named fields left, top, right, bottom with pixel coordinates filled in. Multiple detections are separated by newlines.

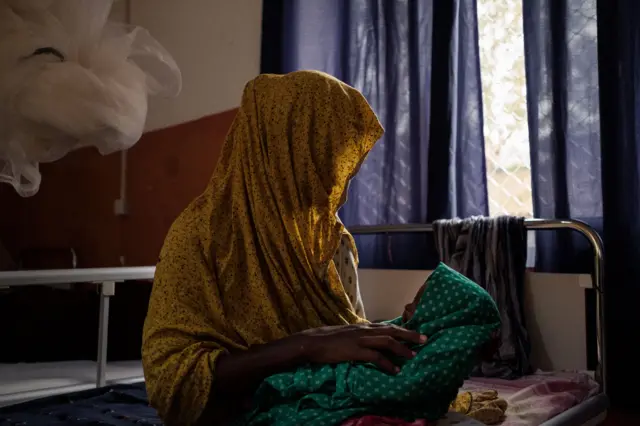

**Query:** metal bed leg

left=96, top=281, right=115, bottom=388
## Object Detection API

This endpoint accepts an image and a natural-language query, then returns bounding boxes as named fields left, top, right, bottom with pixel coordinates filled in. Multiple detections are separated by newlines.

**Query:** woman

left=142, top=71, right=426, bottom=426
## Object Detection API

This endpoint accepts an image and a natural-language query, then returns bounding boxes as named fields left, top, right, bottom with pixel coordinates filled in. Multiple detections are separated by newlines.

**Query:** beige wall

left=129, top=0, right=263, bottom=130
left=359, top=269, right=592, bottom=372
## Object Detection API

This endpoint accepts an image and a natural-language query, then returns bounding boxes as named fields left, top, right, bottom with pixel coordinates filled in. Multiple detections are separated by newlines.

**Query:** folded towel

left=450, top=390, right=508, bottom=425
left=433, top=216, right=531, bottom=378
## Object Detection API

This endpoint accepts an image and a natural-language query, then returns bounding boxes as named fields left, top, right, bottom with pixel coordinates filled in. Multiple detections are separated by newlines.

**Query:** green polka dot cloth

left=243, top=262, right=501, bottom=426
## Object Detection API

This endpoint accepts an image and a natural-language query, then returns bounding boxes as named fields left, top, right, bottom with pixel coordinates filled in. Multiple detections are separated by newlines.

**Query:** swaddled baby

left=243, top=263, right=501, bottom=426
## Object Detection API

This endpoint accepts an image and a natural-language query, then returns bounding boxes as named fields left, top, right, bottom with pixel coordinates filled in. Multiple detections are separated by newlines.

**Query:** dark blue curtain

left=261, top=0, right=488, bottom=269
left=596, top=0, right=640, bottom=408
left=522, top=0, right=602, bottom=274
left=524, top=0, right=640, bottom=407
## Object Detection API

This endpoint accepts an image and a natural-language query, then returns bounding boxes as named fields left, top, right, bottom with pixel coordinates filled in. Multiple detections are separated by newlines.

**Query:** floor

left=0, top=361, right=143, bottom=407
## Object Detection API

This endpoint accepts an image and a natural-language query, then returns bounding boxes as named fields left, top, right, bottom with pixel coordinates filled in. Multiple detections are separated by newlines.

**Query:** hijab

left=143, top=71, right=383, bottom=424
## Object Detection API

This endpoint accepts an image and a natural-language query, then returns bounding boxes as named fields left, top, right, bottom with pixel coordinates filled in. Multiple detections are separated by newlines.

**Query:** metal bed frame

left=0, top=218, right=606, bottom=399
left=0, top=266, right=155, bottom=388
left=349, top=218, right=606, bottom=395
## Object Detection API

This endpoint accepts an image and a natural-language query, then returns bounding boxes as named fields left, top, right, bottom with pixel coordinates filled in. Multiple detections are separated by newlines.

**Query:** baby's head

left=400, top=271, right=501, bottom=362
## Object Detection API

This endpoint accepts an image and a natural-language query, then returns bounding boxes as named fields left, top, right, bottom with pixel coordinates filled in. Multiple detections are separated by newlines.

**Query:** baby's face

left=401, top=278, right=502, bottom=362
left=401, top=283, right=427, bottom=323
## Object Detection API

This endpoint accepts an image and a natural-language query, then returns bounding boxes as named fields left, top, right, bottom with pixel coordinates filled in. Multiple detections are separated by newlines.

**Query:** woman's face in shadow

left=337, top=183, right=350, bottom=211
left=336, top=158, right=367, bottom=212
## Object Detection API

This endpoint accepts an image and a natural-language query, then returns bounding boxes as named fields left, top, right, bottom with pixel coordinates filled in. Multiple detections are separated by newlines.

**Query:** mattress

left=460, top=371, right=606, bottom=425
left=0, top=369, right=606, bottom=426
left=0, top=360, right=144, bottom=407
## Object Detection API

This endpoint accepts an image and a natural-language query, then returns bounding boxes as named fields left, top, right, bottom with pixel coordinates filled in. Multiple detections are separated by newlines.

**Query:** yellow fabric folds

left=142, top=71, right=384, bottom=425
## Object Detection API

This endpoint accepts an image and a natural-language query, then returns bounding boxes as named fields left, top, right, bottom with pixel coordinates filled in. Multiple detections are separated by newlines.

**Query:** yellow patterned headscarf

left=142, top=71, right=383, bottom=425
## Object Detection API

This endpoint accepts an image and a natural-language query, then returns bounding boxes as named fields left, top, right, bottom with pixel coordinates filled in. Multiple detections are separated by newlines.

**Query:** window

left=477, top=0, right=533, bottom=218
left=477, top=1, right=536, bottom=266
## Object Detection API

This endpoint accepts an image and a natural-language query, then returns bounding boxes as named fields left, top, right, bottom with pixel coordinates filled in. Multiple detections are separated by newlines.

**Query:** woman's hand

left=294, top=323, right=427, bottom=374
left=204, top=324, right=426, bottom=423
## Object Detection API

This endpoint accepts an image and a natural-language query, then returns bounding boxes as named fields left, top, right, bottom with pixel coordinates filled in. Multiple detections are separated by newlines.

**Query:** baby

left=243, top=263, right=502, bottom=426
left=401, top=275, right=501, bottom=363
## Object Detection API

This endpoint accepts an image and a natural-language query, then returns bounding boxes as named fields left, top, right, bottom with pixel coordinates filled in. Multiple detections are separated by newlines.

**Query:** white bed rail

left=0, top=266, right=156, bottom=388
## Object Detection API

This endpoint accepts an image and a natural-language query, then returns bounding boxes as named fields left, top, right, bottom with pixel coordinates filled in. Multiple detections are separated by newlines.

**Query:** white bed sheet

left=0, top=360, right=144, bottom=407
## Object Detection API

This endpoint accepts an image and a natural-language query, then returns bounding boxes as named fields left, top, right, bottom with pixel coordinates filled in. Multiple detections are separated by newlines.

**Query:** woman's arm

left=199, top=324, right=428, bottom=423
left=198, top=336, right=306, bottom=424
left=212, top=336, right=307, bottom=396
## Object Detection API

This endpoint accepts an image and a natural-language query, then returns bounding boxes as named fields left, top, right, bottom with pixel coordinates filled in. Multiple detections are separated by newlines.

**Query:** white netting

left=0, top=0, right=181, bottom=197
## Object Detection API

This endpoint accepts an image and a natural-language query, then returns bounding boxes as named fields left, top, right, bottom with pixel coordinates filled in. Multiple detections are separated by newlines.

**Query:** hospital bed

left=0, top=218, right=607, bottom=425
left=350, top=219, right=608, bottom=426
left=0, top=267, right=152, bottom=409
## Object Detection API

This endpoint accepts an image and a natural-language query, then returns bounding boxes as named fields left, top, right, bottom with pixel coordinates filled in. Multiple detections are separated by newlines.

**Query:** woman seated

left=142, top=71, right=494, bottom=426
